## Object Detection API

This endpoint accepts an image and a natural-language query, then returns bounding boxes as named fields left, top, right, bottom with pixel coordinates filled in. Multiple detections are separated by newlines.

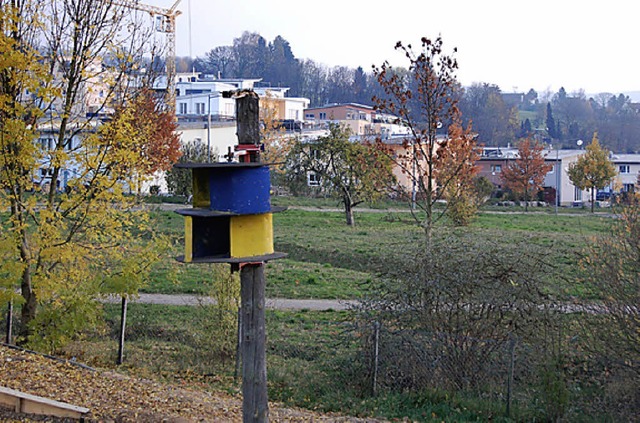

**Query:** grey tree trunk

left=344, top=201, right=354, bottom=226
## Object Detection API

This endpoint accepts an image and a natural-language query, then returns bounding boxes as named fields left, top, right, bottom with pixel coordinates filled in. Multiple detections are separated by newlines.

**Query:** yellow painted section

left=230, top=213, right=274, bottom=258
left=192, top=169, right=210, bottom=208
left=184, top=216, right=193, bottom=262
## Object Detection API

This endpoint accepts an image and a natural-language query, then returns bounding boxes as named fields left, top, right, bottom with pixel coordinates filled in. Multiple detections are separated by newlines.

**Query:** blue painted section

left=209, top=165, right=271, bottom=214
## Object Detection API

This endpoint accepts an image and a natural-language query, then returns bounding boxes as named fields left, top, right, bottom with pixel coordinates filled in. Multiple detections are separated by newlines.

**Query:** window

left=307, top=172, right=320, bottom=186
left=623, top=183, right=635, bottom=192
left=319, top=112, right=326, bottom=120
left=490, top=164, right=502, bottom=173
left=179, top=103, right=188, bottom=114
left=39, top=137, right=54, bottom=150
left=195, top=103, right=205, bottom=114
left=619, top=165, right=630, bottom=174
left=305, top=113, right=315, bottom=120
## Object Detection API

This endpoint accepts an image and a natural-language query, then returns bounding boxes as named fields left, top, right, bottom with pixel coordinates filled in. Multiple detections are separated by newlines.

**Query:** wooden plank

left=0, top=386, right=89, bottom=419
left=230, top=214, right=274, bottom=258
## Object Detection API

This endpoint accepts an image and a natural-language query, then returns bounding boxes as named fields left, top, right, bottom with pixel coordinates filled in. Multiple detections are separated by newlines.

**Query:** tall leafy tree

left=373, top=36, right=470, bottom=242
left=233, top=31, right=268, bottom=78
left=459, top=83, right=518, bottom=146
left=197, top=46, right=235, bottom=77
left=285, top=123, right=395, bottom=226
left=0, top=0, right=166, bottom=350
left=567, top=133, right=617, bottom=212
left=500, top=138, right=552, bottom=211
left=326, top=66, right=355, bottom=105
left=265, top=35, right=301, bottom=95
left=298, top=58, right=328, bottom=107
left=165, top=140, right=209, bottom=197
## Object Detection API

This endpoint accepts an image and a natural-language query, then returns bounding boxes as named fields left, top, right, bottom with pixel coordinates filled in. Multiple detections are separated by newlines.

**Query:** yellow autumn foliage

left=0, top=0, right=169, bottom=352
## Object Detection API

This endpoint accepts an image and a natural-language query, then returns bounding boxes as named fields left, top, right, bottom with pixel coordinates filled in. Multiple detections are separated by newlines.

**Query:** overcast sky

left=152, top=0, right=637, bottom=96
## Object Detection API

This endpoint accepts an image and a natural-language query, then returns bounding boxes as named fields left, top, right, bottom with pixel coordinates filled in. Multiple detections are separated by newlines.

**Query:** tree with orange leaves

left=435, top=119, right=481, bottom=225
left=500, top=138, right=552, bottom=211
left=126, top=88, right=182, bottom=176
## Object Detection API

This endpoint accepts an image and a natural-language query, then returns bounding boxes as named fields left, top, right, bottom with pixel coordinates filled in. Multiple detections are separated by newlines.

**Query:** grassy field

left=143, top=198, right=613, bottom=300
left=61, top=199, right=626, bottom=422
left=74, top=303, right=533, bottom=422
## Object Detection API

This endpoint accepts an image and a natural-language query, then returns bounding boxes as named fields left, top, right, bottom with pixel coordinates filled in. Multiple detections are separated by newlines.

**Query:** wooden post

left=240, top=263, right=268, bottom=423
left=506, top=336, right=516, bottom=418
left=117, top=296, right=128, bottom=365
left=235, top=91, right=261, bottom=146
left=372, top=321, right=380, bottom=396
left=5, top=301, right=12, bottom=344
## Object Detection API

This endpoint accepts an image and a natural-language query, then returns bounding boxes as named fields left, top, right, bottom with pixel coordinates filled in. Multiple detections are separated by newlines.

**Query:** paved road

left=105, top=293, right=356, bottom=311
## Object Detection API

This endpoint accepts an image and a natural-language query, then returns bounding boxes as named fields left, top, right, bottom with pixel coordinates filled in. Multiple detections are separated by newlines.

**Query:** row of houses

left=35, top=71, right=640, bottom=204
left=478, top=148, right=638, bottom=206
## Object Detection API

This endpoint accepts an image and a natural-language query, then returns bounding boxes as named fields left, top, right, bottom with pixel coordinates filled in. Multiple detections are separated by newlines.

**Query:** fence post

left=117, top=296, right=128, bottom=365
left=5, top=301, right=13, bottom=344
left=372, top=321, right=380, bottom=396
left=506, top=335, right=517, bottom=418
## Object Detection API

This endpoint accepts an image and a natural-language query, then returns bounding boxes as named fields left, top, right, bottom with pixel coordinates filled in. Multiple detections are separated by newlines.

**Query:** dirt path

left=106, top=293, right=356, bottom=311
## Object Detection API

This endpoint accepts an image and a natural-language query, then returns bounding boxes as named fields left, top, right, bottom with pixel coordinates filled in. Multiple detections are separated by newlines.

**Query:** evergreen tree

left=546, top=102, right=557, bottom=139
left=353, top=66, right=368, bottom=104
left=520, top=118, right=533, bottom=137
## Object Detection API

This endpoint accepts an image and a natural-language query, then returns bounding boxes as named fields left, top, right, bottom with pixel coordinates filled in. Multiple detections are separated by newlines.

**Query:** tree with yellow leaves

left=567, top=133, right=617, bottom=213
left=1, top=0, right=169, bottom=351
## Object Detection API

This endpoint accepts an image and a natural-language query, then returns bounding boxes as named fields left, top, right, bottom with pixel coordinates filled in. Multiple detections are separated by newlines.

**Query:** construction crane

left=109, top=0, right=182, bottom=113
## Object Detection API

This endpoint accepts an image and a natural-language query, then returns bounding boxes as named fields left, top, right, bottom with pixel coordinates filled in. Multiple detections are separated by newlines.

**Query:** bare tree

left=373, top=36, right=475, bottom=242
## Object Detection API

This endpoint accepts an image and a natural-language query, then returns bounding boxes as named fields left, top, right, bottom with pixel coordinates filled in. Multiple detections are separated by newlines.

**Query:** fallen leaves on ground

left=0, top=345, right=384, bottom=422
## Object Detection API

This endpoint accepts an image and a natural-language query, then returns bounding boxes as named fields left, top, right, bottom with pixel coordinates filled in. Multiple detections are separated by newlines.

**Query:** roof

left=304, top=103, right=374, bottom=112
left=609, top=153, right=640, bottom=163
left=479, top=148, right=584, bottom=161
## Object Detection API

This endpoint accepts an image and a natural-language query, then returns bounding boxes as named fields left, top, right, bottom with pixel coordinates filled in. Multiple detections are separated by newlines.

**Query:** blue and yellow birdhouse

left=174, top=162, right=285, bottom=264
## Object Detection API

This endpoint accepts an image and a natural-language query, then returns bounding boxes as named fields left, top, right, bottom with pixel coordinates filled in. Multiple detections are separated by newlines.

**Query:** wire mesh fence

left=363, top=321, right=527, bottom=416
left=2, top=300, right=639, bottom=421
